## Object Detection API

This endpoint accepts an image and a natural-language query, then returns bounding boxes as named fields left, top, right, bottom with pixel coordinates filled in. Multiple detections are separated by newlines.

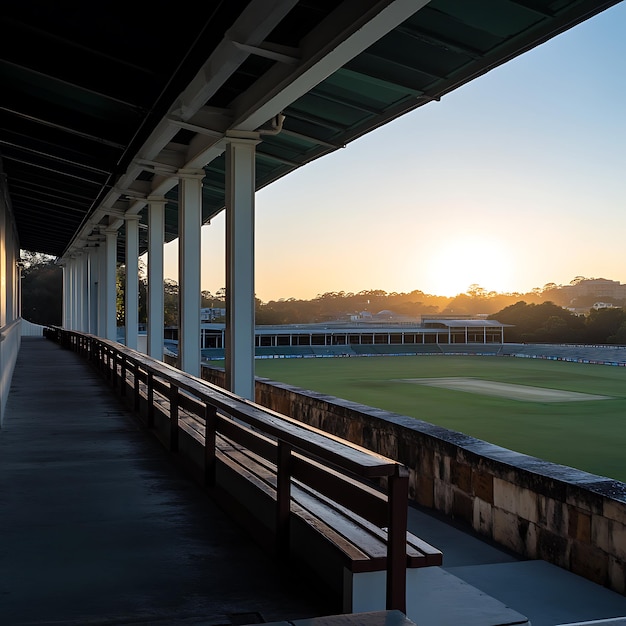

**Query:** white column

left=16, top=258, right=22, bottom=321
left=0, top=205, right=6, bottom=328
left=81, top=249, right=92, bottom=332
left=60, top=261, right=68, bottom=328
left=224, top=133, right=259, bottom=400
left=78, top=253, right=87, bottom=331
left=68, top=257, right=76, bottom=329
left=74, top=256, right=82, bottom=330
left=178, top=170, right=204, bottom=376
left=124, top=215, right=140, bottom=350
left=75, top=253, right=86, bottom=331
left=104, top=228, right=118, bottom=341
left=63, top=258, right=70, bottom=328
left=89, top=248, right=99, bottom=334
left=6, top=237, right=14, bottom=324
left=97, top=244, right=106, bottom=337
left=76, top=256, right=83, bottom=330
left=80, top=248, right=91, bottom=333
left=147, top=196, right=166, bottom=360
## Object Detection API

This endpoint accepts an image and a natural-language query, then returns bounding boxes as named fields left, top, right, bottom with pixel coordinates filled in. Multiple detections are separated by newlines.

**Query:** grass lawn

left=252, top=355, right=626, bottom=482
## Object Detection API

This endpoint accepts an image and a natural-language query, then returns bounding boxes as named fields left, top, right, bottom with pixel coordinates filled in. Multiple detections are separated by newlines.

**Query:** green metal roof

left=0, top=0, right=621, bottom=260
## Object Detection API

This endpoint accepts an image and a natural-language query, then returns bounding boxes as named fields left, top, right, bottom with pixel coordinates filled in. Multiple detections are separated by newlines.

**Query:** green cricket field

left=253, top=355, right=626, bottom=482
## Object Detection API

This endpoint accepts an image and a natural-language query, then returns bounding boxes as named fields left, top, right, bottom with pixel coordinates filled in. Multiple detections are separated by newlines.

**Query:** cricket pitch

left=396, top=377, right=612, bottom=402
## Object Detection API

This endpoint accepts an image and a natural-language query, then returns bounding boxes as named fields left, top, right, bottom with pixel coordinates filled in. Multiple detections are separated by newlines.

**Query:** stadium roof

left=423, top=319, right=511, bottom=328
left=200, top=319, right=510, bottom=333
left=1, top=0, right=621, bottom=260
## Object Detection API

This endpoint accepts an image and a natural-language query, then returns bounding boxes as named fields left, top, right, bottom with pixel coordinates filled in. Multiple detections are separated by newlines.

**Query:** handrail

left=102, top=336, right=399, bottom=478
left=45, top=327, right=410, bottom=612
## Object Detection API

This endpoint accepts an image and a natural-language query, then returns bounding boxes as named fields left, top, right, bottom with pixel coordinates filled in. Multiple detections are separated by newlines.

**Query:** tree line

left=489, top=301, right=626, bottom=345
left=19, top=252, right=626, bottom=345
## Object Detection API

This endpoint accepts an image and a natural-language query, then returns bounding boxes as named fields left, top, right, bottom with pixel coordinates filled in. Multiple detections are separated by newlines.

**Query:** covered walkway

left=5, top=338, right=626, bottom=626
left=0, top=337, right=332, bottom=625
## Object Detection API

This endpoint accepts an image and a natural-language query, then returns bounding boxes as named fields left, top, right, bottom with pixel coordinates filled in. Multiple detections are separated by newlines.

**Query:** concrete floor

left=407, top=505, right=626, bottom=626
left=3, top=337, right=626, bottom=626
left=0, top=337, right=334, bottom=625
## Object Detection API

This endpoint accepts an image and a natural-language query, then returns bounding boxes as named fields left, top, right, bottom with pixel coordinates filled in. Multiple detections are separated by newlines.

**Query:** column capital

left=225, top=130, right=261, bottom=145
left=124, top=213, right=141, bottom=222
left=178, top=168, right=206, bottom=180
left=147, top=195, right=167, bottom=205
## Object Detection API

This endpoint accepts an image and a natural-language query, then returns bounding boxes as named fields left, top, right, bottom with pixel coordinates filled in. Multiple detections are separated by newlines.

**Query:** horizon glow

left=162, top=3, right=626, bottom=302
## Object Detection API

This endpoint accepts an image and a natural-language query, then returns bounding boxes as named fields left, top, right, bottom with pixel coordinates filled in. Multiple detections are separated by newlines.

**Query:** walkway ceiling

left=1, top=0, right=621, bottom=261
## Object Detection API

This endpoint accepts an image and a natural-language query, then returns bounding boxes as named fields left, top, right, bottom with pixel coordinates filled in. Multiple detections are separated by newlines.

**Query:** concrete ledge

left=556, top=617, right=626, bottom=626
left=260, top=610, right=416, bottom=626
left=405, top=567, right=529, bottom=626
left=447, top=560, right=626, bottom=625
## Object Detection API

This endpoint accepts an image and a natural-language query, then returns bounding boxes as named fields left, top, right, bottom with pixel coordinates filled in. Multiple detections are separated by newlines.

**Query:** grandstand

left=161, top=319, right=626, bottom=365
left=501, top=343, right=626, bottom=366
left=162, top=314, right=626, bottom=365
left=179, top=316, right=509, bottom=361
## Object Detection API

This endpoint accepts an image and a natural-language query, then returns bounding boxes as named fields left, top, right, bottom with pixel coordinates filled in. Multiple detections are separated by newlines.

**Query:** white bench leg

left=344, top=569, right=425, bottom=615
left=344, top=569, right=388, bottom=614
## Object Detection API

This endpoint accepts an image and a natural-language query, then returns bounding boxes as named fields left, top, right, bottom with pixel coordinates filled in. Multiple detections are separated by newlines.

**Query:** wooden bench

left=211, top=425, right=442, bottom=613
left=53, top=331, right=443, bottom=614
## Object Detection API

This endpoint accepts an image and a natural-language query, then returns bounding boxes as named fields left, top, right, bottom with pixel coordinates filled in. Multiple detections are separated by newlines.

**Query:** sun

left=426, top=236, right=513, bottom=297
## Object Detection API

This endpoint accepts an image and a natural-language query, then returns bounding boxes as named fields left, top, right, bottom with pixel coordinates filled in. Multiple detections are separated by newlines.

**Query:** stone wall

left=200, top=364, right=626, bottom=595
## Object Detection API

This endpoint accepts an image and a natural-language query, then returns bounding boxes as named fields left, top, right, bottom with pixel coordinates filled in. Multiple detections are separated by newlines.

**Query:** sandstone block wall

left=200, top=365, right=626, bottom=594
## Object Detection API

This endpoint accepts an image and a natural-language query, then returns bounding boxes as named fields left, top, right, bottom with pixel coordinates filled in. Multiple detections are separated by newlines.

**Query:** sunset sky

left=163, top=2, right=626, bottom=302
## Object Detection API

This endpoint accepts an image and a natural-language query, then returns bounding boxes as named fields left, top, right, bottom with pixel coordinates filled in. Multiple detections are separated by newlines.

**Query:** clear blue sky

left=164, top=2, right=626, bottom=301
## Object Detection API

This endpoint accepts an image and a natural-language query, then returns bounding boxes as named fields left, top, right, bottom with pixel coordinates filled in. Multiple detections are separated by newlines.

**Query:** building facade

left=182, top=316, right=508, bottom=360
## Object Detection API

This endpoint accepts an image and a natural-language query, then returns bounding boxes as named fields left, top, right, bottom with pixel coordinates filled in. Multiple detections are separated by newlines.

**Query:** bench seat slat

left=215, top=434, right=442, bottom=572
left=292, top=483, right=441, bottom=568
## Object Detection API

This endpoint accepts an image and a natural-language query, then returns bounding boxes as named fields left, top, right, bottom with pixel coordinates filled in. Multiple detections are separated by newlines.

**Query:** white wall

left=20, top=320, right=44, bottom=337
left=0, top=167, right=21, bottom=426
